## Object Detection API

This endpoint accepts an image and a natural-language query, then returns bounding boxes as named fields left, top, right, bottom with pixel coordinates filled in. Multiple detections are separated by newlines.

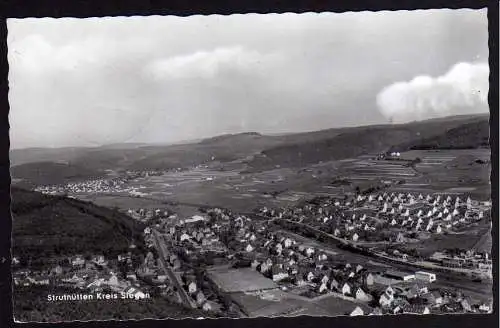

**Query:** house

left=306, top=271, right=315, bottom=282
left=245, top=244, right=254, bottom=253
left=402, top=283, right=428, bottom=298
left=479, top=302, right=492, bottom=313
left=71, top=256, right=85, bottom=267
left=118, top=253, right=131, bottom=262
left=350, top=306, right=364, bottom=316
left=330, top=277, right=340, bottom=291
left=364, top=273, right=374, bottom=286
left=355, top=287, right=373, bottom=302
left=187, top=281, right=197, bottom=295
left=107, top=274, right=119, bottom=286
left=415, top=271, right=436, bottom=283
left=356, top=264, right=364, bottom=273
left=352, top=233, right=359, bottom=242
left=179, top=233, right=191, bottom=242
left=202, top=300, right=221, bottom=312
left=318, top=253, right=328, bottom=261
left=172, top=259, right=181, bottom=270
left=317, top=282, right=328, bottom=294
left=196, top=291, right=206, bottom=305
left=305, top=247, right=315, bottom=257
left=460, top=298, right=472, bottom=312
left=259, top=262, right=271, bottom=274
left=50, top=265, right=63, bottom=276
left=93, top=255, right=107, bottom=266
left=126, top=273, right=137, bottom=281
left=424, top=291, right=443, bottom=305
left=271, top=265, right=289, bottom=282
left=379, top=286, right=395, bottom=308
left=342, top=283, right=352, bottom=296
left=251, top=259, right=260, bottom=269
left=156, top=274, right=168, bottom=283
left=294, top=275, right=307, bottom=287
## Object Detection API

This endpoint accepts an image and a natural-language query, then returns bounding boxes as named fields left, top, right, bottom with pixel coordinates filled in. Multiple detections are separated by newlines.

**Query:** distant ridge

left=9, top=113, right=490, bottom=178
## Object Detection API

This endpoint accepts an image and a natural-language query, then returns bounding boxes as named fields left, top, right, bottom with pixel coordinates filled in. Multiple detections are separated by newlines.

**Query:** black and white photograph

left=8, top=9, right=492, bottom=322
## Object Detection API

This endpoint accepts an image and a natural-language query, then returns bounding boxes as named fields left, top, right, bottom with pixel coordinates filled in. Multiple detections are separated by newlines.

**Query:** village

left=257, top=192, right=492, bottom=274
left=134, top=191, right=492, bottom=316
left=12, top=188, right=493, bottom=317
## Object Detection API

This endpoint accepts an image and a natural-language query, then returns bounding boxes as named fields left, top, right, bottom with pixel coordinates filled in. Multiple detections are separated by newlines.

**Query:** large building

left=415, top=271, right=436, bottom=283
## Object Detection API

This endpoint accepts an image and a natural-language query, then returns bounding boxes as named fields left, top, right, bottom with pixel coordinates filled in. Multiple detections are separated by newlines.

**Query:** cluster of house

left=430, top=250, right=492, bottom=274
left=144, top=202, right=494, bottom=317
left=180, top=274, right=223, bottom=313
left=127, top=207, right=175, bottom=223
left=160, top=215, right=229, bottom=257
left=372, top=193, right=487, bottom=234
left=13, top=251, right=157, bottom=300
left=258, top=193, right=490, bottom=245
left=35, top=177, right=129, bottom=195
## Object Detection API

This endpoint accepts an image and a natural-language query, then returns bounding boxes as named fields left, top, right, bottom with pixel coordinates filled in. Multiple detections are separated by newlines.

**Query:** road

left=151, top=229, right=197, bottom=308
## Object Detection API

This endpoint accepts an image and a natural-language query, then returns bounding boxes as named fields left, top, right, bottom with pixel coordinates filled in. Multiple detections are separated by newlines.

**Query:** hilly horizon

left=10, top=113, right=489, bottom=152
left=9, top=113, right=490, bottom=186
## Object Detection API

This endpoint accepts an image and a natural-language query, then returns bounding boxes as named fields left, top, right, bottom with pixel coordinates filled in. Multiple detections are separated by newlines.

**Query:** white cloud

left=143, top=46, right=280, bottom=80
left=376, top=62, right=489, bottom=123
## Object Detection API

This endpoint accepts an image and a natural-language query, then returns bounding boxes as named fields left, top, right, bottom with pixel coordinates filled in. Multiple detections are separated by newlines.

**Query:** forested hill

left=11, top=187, right=145, bottom=267
left=390, top=119, right=490, bottom=151
left=244, top=114, right=489, bottom=172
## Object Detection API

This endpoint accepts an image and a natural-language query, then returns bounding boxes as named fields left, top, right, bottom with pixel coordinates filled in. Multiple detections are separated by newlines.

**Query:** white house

left=180, top=233, right=191, bottom=242
left=379, top=286, right=395, bottom=308
left=350, top=306, right=364, bottom=316
left=355, top=288, right=372, bottom=302
left=187, top=281, right=197, bottom=294
left=342, top=283, right=352, bottom=296
left=317, top=282, right=328, bottom=294
left=330, top=278, right=339, bottom=290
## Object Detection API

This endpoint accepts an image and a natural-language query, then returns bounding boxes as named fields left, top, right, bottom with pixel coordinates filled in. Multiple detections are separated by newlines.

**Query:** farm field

left=68, top=148, right=491, bottom=220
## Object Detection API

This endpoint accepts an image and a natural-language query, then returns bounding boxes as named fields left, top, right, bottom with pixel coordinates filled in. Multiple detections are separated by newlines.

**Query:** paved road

left=152, top=230, right=197, bottom=308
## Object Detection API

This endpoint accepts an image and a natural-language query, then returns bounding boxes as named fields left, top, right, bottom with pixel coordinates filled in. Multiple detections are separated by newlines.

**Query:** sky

left=7, top=9, right=489, bottom=149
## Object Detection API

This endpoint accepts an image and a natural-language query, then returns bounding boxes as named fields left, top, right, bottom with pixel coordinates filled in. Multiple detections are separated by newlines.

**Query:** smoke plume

left=376, top=62, right=489, bottom=123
